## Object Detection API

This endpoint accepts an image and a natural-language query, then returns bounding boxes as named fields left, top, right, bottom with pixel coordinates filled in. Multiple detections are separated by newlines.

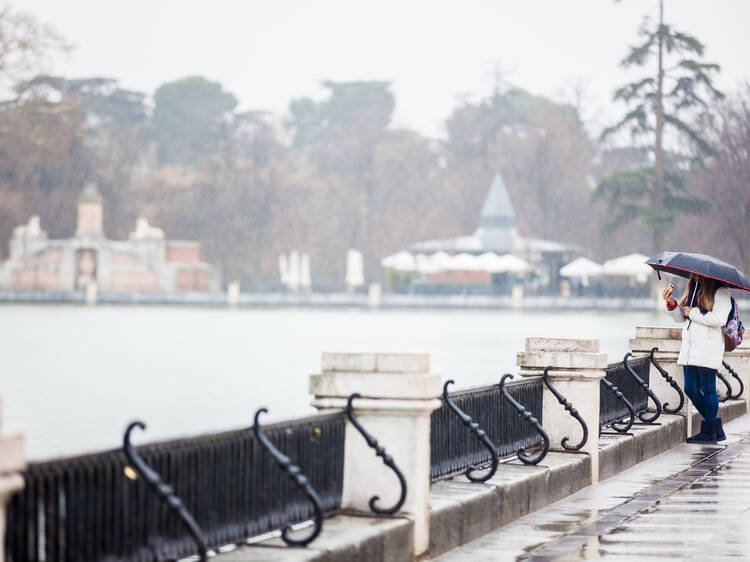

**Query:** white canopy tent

left=490, top=253, right=532, bottom=273
left=447, top=253, right=483, bottom=271
left=603, top=253, right=652, bottom=283
left=560, top=257, right=604, bottom=278
left=414, top=253, right=441, bottom=274
left=428, top=251, right=453, bottom=271
left=380, top=250, right=417, bottom=272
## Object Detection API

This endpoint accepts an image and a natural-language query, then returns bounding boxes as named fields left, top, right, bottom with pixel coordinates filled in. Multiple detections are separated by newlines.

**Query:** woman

left=662, top=273, right=732, bottom=443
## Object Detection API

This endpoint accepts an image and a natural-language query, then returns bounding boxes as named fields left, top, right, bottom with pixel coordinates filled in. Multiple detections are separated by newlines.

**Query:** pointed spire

left=479, top=172, right=515, bottom=229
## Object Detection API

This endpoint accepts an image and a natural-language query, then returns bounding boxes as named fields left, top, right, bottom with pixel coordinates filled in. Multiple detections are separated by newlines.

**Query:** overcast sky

left=20, top=0, right=750, bottom=138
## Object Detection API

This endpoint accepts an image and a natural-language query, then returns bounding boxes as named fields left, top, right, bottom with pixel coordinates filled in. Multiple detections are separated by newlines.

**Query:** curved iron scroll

left=623, top=353, right=662, bottom=423
left=716, top=370, right=732, bottom=403
left=542, top=368, right=588, bottom=451
left=123, top=422, right=209, bottom=561
left=649, top=347, right=685, bottom=414
left=498, top=374, right=550, bottom=465
left=346, top=393, right=407, bottom=514
left=443, top=380, right=499, bottom=482
left=600, top=377, right=635, bottom=433
left=722, top=361, right=744, bottom=399
left=253, top=408, right=323, bottom=546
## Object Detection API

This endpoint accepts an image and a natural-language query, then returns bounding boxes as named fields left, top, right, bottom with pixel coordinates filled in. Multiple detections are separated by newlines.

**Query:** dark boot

left=715, top=418, right=726, bottom=442
left=686, top=420, right=718, bottom=444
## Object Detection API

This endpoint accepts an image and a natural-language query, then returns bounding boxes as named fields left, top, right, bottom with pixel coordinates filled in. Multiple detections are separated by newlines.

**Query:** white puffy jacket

left=668, top=286, right=731, bottom=370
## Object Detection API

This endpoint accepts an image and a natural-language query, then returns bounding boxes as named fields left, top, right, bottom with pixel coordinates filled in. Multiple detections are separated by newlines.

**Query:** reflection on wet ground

left=433, top=414, right=750, bottom=561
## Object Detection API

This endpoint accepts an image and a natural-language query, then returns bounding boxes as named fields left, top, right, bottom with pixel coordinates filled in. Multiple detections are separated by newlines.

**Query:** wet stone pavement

left=432, top=414, right=750, bottom=561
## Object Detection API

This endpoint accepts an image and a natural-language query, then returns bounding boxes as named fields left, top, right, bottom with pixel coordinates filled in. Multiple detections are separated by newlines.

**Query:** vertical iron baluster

left=716, top=370, right=733, bottom=402
left=542, top=367, right=588, bottom=451
left=123, top=422, right=209, bottom=561
left=649, top=347, right=685, bottom=413
left=722, top=361, right=744, bottom=399
left=346, top=393, right=407, bottom=514
left=498, top=375, right=549, bottom=465
left=252, top=408, right=323, bottom=546
left=442, top=380, right=499, bottom=482
left=623, top=353, right=662, bottom=423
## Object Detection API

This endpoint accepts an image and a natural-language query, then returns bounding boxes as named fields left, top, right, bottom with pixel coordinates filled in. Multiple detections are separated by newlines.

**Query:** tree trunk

left=653, top=0, right=665, bottom=252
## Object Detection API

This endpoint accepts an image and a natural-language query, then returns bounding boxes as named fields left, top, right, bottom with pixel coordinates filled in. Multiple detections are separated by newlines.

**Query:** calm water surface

left=0, top=305, right=662, bottom=460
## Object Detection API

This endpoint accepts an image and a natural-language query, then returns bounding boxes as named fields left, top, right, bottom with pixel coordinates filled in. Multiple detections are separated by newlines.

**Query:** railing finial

left=542, top=367, right=588, bottom=451
left=623, top=352, right=662, bottom=423
left=442, top=379, right=499, bottom=482
left=498, top=374, right=549, bottom=465
left=715, top=370, right=733, bottom=403
left=600, top=377, right=635, bottom=433
left=346, top=393, right=407, bottom=514
left=722, top=360, right=744, bottom=399
left=253, top=408, right=323, bottom=546
left=123, top=421, right=209, bottom=561
left=648, top=347, right=685, bottom=413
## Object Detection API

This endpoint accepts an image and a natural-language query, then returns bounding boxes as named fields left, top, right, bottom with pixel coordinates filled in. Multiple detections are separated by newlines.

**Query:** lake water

left=0, top=305, right=663, bottom=460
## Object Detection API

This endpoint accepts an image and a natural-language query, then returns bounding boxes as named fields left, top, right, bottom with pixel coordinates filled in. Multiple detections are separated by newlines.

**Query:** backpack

left=723, top=296, right=745, bottom=352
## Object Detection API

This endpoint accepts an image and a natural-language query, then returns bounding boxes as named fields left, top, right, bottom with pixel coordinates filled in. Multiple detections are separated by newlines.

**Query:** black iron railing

left=600, top=356, right=650, bottom=429
left=430, top=376, right=544, bottom=481
left=5, top=412, right=345, bottom=562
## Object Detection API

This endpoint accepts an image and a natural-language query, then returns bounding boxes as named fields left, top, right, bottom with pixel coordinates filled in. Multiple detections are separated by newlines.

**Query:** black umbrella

left=645, top=251, right=750, bottom=291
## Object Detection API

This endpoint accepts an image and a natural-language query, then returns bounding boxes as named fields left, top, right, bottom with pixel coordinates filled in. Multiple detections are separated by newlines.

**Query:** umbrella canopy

left=448, top=253, right=483, bottom=271
left=560, top=257, right=603, bottom=278
left=603, top=253, right=652, bottom=282
left=646, top=251, right=750, bottom=291
left=415, top=254, right=441, bottom=274
left=428, top=251, right=453, bottom=271
left=381, top=251, right=417, bottom=272
left=492, top=253, right=532, bottom=273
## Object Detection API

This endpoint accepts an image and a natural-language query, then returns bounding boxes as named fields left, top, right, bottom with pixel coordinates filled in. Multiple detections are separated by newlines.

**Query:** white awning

left=447, top=253, right=483, bottom=271
left=560, top=257, right=604, bottom=278
left=428, top=251, right=453, bottom=271
left=603, top=253, right=651, bottom=282
left=478, top=252, right=531, bottom=273
left=381, top=251, right=417, bottom=272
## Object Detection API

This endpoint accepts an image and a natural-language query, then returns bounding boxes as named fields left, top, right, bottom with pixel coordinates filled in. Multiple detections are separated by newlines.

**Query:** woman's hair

left=679, top=273, right=721, bottom=311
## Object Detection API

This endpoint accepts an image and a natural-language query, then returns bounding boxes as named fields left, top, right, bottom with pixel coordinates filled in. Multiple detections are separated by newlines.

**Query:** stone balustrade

left=3, top=325, right=750, bottom=561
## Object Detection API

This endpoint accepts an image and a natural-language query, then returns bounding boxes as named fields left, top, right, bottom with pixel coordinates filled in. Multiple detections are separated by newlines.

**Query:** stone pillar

left=0, top=397, right=26, bottom=562
left=309, top=352, right=442, bottom=557
left=517, top=338, right=607, bottom=484
left=628, top=326, right=691, bottom=435
left=725, top=340, right=750, bottom=413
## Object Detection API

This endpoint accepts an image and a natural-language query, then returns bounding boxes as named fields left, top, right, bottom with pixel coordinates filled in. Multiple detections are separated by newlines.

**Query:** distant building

left=0, top=184, right=220, bottom=292
left=410, top=172, right=581, bottom=287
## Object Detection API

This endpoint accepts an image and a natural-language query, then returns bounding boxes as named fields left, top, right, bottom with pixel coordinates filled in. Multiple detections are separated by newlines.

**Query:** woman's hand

left=662, top=283, right=676, bottom=306
left=683, top=306, right=692, bottom=318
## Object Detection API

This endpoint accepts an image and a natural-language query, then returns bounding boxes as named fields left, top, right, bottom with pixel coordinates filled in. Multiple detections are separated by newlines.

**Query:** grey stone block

left=429, top=480, right=503, bottom=548
left=488, top=464, right=549, bottom=526
left=541, top=453, right=590, bottom=502
left=219, top=515, right=413, bottom=562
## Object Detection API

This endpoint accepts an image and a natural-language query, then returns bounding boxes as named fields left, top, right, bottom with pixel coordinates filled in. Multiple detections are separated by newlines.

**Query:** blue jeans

left=683, top=365, right=719, bottom=421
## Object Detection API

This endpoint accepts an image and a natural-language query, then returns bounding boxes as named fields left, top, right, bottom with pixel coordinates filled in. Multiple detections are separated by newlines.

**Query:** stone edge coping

left=215, top=515, right=413, bottom=562
left=211, top=400, right=748, bottom=562
left=428, top=452, right=590, bottom=557
left=428, top=399, right=748, bottom=559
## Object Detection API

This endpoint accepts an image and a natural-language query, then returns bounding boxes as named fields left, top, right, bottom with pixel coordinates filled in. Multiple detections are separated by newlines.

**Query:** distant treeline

left=1, top=6, right=748, bottom=284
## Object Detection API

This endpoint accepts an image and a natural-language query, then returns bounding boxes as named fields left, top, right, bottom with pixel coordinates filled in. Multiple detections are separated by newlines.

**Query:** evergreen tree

left=594, top=0, right=722, bottom=251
